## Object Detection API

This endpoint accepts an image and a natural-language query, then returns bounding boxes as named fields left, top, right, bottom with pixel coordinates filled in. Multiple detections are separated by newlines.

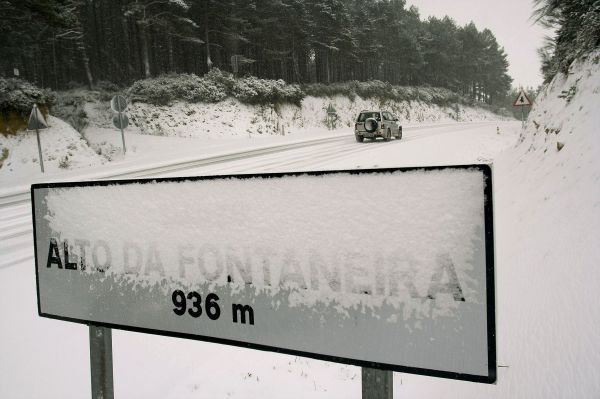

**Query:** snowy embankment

left=0, top=94, right=508, bottom=187
left=490, top=52, right=600, bottom=396
left=403, top=52, right=600, bottom=397
left=0, top=116, right=106, bottom=182
left=87, top=95, right=507, bottom=139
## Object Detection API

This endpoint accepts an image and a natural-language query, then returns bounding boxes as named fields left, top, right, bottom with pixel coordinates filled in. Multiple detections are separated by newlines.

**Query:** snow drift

left=402, top=51, right=600, bottom=397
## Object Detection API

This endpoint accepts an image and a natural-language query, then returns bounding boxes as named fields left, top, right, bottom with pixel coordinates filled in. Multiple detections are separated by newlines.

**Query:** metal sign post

left=325, top=104, right=337, bottom=130
left=362, top=368, right=393, bottom=399
left=27, top=104, right=48, bottom=173
left=35, top=127, right=44, bottom=173
left=89, top=325, right=114, bottom=399
left=111, top=95, right=128, bottom=154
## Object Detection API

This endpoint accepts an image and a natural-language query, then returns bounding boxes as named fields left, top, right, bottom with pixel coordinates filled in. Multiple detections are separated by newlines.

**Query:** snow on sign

left=31, top=166, right=496, bottom=383
left=27, top=104, right=48, bottom=131
left=513, top=90, right=532, bottom=106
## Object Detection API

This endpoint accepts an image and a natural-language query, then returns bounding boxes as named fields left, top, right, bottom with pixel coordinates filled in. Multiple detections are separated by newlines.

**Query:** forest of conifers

left=0, top=0, right=514, bottom=104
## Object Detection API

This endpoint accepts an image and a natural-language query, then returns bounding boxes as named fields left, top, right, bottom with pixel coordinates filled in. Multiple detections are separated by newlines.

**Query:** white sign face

left=513, top=90, right=532, bottom=106
left=32, top=167, right=496, bottom=383
left=110, top=95, right=128, bottom=113
left=27, top=105, right=48, bottom=131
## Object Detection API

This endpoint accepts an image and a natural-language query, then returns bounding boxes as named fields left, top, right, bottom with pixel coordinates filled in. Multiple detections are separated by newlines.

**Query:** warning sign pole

left=111, top=95, right=129, bottom=154
left=28, top=104, right=48, bottom=173
left=35, top=123, right=44, bottom=173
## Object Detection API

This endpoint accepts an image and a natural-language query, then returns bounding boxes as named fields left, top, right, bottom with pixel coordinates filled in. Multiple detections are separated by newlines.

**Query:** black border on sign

left=31, top=165, right=496, bottom=384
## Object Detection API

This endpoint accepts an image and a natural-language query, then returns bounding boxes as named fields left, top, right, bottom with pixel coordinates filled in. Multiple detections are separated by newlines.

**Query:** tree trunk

left=52, top=31, right=58, bottom=89
left=80, top=40, right=95, bottom=90
left=205, top=15, right=212, bottom=70
left=139, top=22, right=151, bottom=78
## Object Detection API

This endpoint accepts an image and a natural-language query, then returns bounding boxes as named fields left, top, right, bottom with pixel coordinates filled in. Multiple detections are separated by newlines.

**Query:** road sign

left=110, top=95, right=128, bottom=113
left=27, top=105, right=48, bottom=131
left=112, top=113, right=129, bottom=130
left=31, top=166, right=496, bottom=384
left=110, top=96, right=128, bottom=154
left=513, top=90, right=532, bottom=106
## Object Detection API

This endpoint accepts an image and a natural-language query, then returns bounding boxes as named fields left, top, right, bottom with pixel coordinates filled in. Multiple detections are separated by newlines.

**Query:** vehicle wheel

left=384, top=129, right=391, bottom=141
left=364, top=118, right=378, bottom=133
left=355, top=135, right=364, bottom=142
left=396, top=130, right=402, bottom=140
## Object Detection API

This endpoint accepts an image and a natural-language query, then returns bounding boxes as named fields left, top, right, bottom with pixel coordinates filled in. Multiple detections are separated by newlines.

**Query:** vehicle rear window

left=357, top=112, right=380, bottom=122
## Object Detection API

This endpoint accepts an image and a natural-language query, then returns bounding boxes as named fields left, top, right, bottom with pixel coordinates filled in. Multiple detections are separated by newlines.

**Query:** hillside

left=402, top=51, right=600, bottom=398
left=0, top=84, right=509, bottom=185
left=84, top=94, right=507, bottom=139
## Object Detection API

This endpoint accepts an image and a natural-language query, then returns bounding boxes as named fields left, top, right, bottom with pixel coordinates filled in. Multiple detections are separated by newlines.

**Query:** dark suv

left=354, top=110, right=402, bottom=142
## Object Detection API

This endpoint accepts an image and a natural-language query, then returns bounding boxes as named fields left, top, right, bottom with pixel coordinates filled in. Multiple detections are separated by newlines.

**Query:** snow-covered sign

left=110, top=95, right=128, bottom=113
left=27, top=104, right=48, bottom=131
left=31, top=166, right=496, bottom=383
left=513, top=90, right=532, bottom=106
left=112, top=113, right=129, bottom=130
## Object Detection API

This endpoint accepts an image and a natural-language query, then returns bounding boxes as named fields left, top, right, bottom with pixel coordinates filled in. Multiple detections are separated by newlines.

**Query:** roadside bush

left=128, top=70, right=303, bottom=106
left=0, top=147, right=8, bottom=169
left=53, top=91, right=91, bottom=133
left=231, top=76, right=304, bottom=105
left=302, top=80, right=465, bottom=105
left=0, top=78, right=55, bottom=134
left=128, top=69, right=468, bottom=108
left=129, top=73, right=227, bottom=105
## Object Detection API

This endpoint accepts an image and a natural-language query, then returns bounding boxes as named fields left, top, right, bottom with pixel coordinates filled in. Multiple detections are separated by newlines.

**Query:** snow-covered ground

left=0, top=94, right=508, bottom=189
left=88, top=95, right=507, bottom=139
left=399, top=51, right=600, bottom=397
left=0, top=121, right=519, bottom=398
left=1, top=52, right=598, bottom=398
left=0, top=116, right=106, bottom=182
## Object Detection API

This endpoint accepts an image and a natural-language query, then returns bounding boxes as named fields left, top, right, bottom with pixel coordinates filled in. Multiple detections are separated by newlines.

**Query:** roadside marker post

left=27, top=104, right=48, bottom=173
left=111, top=95, right=128, bottom=154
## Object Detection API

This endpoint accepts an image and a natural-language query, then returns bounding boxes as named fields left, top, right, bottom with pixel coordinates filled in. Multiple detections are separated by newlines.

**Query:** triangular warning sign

left=513, top=90, right=532, bottom=106
left=27, top=105, right=48, bottom=130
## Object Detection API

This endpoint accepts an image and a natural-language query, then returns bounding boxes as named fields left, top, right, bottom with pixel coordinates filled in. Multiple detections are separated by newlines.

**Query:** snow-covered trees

left=533, top=0, right=600, bottom=82
left=0, top=0, right=513, bottom=105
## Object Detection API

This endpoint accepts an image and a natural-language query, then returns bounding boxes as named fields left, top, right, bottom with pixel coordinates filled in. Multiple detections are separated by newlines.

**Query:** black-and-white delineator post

left=27, top=104, right=48, bottom=173
left=513, top=89, right=532, bottom=127
left=111, top=95, right=128, bottom=154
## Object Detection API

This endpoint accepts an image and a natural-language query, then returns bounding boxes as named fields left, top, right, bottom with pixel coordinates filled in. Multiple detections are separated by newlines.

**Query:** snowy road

left=0, top=121, right=520, bottom=398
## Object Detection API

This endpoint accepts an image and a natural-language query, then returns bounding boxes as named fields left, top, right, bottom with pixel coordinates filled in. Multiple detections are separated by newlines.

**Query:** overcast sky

left=405, top=0, right=552, bottom=89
